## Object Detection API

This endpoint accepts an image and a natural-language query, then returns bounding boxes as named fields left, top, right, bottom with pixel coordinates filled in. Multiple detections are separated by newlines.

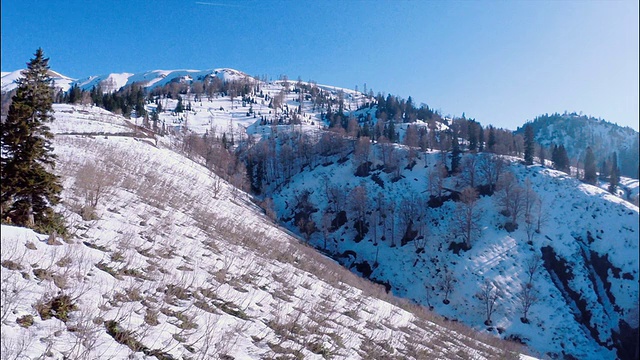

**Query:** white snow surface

left=0, top=104, right=534, bottom=359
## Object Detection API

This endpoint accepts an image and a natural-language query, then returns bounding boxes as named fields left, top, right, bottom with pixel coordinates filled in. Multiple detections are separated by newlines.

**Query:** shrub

left=16, top=314, right=34, bottom=327
left=35, top=294, right=77, bottom=322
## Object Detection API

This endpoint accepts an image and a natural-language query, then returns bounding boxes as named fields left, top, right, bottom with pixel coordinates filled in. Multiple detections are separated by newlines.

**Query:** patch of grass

left=193, top=300, right=217, bottom=314
left=33, top=268, right=53, bottom=281
left=217, top=301, right=250, bottom=320
left=1, top=260, right=23, bottom=271
left=144, top=309, right=160, bottom=326
left=110, top=251, right=125, bottom=262
left=83, top=241, right=109, bottom=252
left=95, top=262, right=122, bottom=279
left=165, top=284, right=192, bottom=301
left=16, top=314, right=34, bottom=328
left=121, top=267, right=147, bottom=280
left=35, top=294, right=78, bottom=322
left=55, top=256, right=73, bottom=267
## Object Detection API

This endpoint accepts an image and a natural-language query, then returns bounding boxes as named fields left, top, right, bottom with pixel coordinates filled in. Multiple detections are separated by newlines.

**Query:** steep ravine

left=540, top=244, right=638, bottom=360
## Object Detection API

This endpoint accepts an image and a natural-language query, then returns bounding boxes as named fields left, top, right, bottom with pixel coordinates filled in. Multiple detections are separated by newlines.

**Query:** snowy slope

left=267, top=147, right=639, bottom=359
left=1, top=104, right=531, bottom=359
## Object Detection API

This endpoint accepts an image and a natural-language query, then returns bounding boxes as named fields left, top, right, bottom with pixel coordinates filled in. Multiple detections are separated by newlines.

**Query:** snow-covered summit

left=72, top=67, right=252, bottom=93
left=1, top=69, right=75, bottom=92
left=2, top=67, right=253, bottom=95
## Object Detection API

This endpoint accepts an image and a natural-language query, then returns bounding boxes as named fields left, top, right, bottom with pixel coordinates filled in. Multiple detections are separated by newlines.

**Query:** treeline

left=517, top=112, right=638, bottom=178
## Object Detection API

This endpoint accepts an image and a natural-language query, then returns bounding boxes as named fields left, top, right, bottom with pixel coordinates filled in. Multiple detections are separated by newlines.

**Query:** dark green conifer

left=1, top=49, right=64, bottom=233
left=583, top=147, right=597, bottom=185
left=524, top=124, right=535, bottom=165
left=608, top=152, right=620, bottom=194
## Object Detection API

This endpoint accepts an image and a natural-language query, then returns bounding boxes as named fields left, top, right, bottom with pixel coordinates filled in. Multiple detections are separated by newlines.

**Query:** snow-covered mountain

left=515, top=113, right=639, bottom=179
left=1, top=69, right=75, bottom=93
left=1, top=68, right=252, bottom=94
left=73, top=68, right=252, bottom=93
left=2, top=67, right=638, bottom=359
left=1, top=103, right=532, bottom=360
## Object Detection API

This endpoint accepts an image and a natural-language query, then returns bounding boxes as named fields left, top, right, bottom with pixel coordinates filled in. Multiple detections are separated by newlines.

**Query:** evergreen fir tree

left=467, top=121, right=478, bottom=152
left=552, top=144, right=570, bottom=173
left=524, top=124, right=535, bottom=165
left=608, top=152, right=619, bottom=194
left=583, top=147, right=597, bottom=185
left=487, top=126, right=496, bottom=153
left=175, top=96, right=184, bottom=113
left=599, top=159, right=610, bottom=181
left=450, top=135, right=461, bottom=174
left=1, top=49, right=64, bottom=232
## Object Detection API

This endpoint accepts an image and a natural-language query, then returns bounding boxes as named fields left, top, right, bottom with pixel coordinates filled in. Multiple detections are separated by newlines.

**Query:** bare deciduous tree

left=75, top=163, right=115, bottom=220
left=350, top=186, right=368, bottom=239
left=518, top=282, right=538, bottom=323
left=354, top=136, right=371, bottom=173
left=477, top=279, right=500, bottom=325
left=438, top=265, right=456, bottom=304
left=478, top=154, right=505, bottom=192
left=460, top=154, right=479, bottom=189
left=455, top=187, right=481, bottom=249
left=428, top=162, right=448, bottom=198
left=496, top=171, right=525, bottom=228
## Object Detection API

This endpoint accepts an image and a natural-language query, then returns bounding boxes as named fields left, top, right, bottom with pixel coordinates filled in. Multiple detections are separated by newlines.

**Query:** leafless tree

left=460, top=154, right=479, bottom=189
left=496, top=171, right=525, bottom=226
left=522, top=178, right=539, bottom=242
left=428, top=162, right=448, bottom=198
left=404, top=124, right=420, bottom=148
left=478, top=153, right=505, bottom=192
left=75, top=163, right=115, bottom=220
left=321, top=210, right=333, bottom=250
left=455, top=186, right=481, bottom=249
left=387, top=146, right=402, bottom=179
left=477, top=279, right=500, bottom=325
left=326, top=184, right=346, bottom=214
left=350, top=185, right=368, bottom=238
left=518, top=282, right=538, bottom=323
left=535, top=197, right=549, bottom=233
left=297, top=217, right=316, bottom=241
left=354, top=136, right=371, bottom=172
left=438, top=265, right=456, bottom=304
left=347, top=118, right=359, bottom=137
left=524, top=253, right=543, bottom=285
left=211, top=173, right=223, bottom=199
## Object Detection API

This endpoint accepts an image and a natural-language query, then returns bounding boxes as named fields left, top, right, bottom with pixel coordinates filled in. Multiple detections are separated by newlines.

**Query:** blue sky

left=2, top=0, right=638, bottom=130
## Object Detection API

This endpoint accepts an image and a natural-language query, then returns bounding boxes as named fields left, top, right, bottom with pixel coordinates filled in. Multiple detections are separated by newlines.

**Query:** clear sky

left=2, top=0, right=638, bottom=131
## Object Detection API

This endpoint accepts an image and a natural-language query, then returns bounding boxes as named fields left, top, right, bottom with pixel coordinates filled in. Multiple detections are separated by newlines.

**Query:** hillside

left=515, top=113, right=639, bottom=179
left=1, top=104, right=530, bottom=359
left=268, top=145, right=639, bottom=359
left=2, top=67, right=638, bottom=359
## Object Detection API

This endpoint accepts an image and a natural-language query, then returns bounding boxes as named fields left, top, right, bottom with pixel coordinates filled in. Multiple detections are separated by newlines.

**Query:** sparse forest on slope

left=515, top=113, right=639, bottom=179
left=2, top=65, right=638, bottom=359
